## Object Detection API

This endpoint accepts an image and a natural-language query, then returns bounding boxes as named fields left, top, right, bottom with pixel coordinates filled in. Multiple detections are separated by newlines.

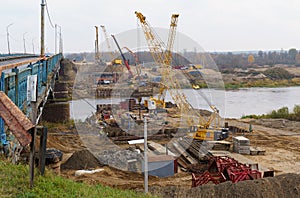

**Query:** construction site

left=38, top=12, right=300, bottom=197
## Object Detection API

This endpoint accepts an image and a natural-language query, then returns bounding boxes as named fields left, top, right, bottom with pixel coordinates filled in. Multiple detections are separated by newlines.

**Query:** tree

left=295, top=54, right=300, bottom=65
left=288, top=48, right=298, bottom=61
left=248, top=54, right=255, bottom=64
left=293, top=105, right=300, bottom=115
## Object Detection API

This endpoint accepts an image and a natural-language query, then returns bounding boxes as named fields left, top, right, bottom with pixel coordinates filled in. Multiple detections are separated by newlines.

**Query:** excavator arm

left=111, top=35, right=133, bottom=78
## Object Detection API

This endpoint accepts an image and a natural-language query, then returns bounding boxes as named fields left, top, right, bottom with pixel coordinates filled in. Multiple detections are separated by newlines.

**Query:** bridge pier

left=42, top=59, right=76, bottom=123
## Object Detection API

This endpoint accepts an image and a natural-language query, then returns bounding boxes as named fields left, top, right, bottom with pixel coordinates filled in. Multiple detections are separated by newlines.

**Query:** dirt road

left=226, top=118, right=300, bottom=174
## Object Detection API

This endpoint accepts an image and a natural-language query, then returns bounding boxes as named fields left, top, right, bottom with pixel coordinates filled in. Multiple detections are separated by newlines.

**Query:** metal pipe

left=6, top=23, right=13, bottom=55
left=40, top=0, right=45, bottom=57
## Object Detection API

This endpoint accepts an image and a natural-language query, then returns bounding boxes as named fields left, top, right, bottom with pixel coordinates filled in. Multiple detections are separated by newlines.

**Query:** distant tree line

left=66, top=48, right=300, bottom=70
left=242, top=105, right=300, bottom=121
left=210, top=48, right=300, bottom=70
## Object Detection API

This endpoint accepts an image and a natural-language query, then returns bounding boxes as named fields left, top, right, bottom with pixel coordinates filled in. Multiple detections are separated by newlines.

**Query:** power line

left=45, top=0, right=55, bottom=28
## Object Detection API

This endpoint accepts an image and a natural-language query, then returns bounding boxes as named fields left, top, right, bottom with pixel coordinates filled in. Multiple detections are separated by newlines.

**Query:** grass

left=0, top=159, right=153, bottom=198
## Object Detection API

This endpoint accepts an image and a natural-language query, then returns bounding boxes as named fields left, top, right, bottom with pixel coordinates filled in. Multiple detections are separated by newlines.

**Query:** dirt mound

left=61, top=149, right=103, bottom=170
left=150, top=173, right=300, bottom=198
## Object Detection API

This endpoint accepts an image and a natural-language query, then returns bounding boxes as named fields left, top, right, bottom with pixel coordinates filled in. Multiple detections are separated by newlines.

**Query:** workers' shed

left=142, top=155, right=177, bottom=178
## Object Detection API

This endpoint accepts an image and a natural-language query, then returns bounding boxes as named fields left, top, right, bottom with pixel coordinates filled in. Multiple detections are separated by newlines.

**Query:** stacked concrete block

left=233, top=136, right=250, bottom=154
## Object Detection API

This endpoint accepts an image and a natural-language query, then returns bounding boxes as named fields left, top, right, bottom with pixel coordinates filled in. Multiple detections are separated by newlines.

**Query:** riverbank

left=224, top=78, right=300, bottom=90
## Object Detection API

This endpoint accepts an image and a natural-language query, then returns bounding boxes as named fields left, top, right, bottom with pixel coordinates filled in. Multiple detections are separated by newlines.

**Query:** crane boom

left=135, top=11, right=167, bottom=66
left=122, top=46, right=142, bottom=77
left=135, top=11, right=181, bottom=102
left=135, top=11, right=225, bottom=140
left=100, top=25, right=115, bottom=61
left=111, top=35, right=133, bottom=78
left=165, top=14, right=179, bottom=65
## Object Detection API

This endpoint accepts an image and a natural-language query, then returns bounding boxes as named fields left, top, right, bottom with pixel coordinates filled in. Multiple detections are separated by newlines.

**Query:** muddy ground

left=43, top=117, right=300, bottom=197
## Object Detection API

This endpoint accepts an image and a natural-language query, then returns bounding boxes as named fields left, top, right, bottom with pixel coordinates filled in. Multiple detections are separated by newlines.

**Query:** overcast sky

left=1, top=0, right=299, bottom=54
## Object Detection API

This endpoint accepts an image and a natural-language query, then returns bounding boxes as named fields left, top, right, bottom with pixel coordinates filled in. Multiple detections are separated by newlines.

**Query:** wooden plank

left=172, top=142, right=198, bottom=164
left=148, top=141, right=176, bottom=156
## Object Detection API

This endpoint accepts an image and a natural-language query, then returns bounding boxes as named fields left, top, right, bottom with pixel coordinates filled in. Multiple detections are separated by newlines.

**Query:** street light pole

left=59, top=26, right=63, bottom=54
left=32, top=38, right=35, bottom=54
left=40, top=0, right=45, bottom=57
left=55, top=24, right=57, bottom=54
left=144, top=115, right=148, bottom=194
left=6, top=23, right=13, bottom=55
left=23, top=32, right=27, bottom=54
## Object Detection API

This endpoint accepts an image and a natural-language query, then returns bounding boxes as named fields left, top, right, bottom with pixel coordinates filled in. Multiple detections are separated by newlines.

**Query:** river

left=70, top=86, right=300, bottom=120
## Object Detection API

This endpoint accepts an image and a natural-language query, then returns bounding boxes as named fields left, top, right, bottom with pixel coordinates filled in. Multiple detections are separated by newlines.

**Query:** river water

left=70, top=86, right=300, bottom=120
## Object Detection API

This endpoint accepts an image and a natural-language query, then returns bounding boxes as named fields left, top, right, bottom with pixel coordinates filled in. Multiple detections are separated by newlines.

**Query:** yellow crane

left=135, top=11, right=227, bottom=141
left=135, top=12, right=180, bottom=108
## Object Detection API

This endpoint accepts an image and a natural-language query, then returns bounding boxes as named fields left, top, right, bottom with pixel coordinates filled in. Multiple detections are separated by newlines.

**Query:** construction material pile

left=192, top=156, right=261, bottom=187
left=97, top=149, right=141, bottom=171
left=233, top=136, right=250, bottom=154
left=151, top=173, right=300, bottom=198
left=61, top=149, right=103, bottom=170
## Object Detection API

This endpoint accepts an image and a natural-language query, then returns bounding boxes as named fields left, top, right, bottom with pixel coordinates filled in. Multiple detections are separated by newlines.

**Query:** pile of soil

left=61, top=149, right=103, bottom=170
left=150, top=173, right=300, bottom=198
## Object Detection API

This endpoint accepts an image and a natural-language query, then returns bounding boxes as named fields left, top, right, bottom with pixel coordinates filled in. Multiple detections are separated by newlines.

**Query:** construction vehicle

left=134, top=12, right=179, bottom=109
left=111, top=35, right=134, bottom=78
left=135, top=11, right=228, bottom=141
left=122, top=46, right=142, bottom=77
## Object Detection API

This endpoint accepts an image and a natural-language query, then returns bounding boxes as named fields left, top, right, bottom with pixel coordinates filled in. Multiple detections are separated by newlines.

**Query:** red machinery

left=111, top=35, right=133, bottom=78
left=192, top=156, right=262, bottom=187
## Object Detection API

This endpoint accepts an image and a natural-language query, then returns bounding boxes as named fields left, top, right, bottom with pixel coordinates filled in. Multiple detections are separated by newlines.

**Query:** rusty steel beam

left=0, top=91, right=33, bottom=146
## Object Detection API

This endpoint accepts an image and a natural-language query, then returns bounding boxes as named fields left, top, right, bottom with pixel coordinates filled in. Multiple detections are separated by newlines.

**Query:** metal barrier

left=0, top=53, right=63, bottom=147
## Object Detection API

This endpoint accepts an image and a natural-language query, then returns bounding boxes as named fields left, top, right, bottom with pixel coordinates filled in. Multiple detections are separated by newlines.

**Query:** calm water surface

left=70, top=86, right=300, bottom=120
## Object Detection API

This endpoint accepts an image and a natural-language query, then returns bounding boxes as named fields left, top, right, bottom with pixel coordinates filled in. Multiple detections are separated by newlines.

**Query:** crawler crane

left=135, top=11, right=228, bottom=141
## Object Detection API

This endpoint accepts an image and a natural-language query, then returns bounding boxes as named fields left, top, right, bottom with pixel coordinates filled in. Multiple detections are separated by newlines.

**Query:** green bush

left=242, top=105, right=300, bottom=121
left=263, top=67, right=294, bottom=80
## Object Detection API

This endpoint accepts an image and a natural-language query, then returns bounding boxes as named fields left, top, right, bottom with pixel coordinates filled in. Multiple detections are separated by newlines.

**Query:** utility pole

left=40, top=0, right=45, bottom=57
left=32, top=38, right=35, bottom=54
left=23, top=32, right=27, bottom=54
left=59, top=27, right=63, bottom=53
left=144, top=115, right=148, bottom=194
left=6, top=23, right=13, bottom=55
left=55, top=24, right=57, bottom=54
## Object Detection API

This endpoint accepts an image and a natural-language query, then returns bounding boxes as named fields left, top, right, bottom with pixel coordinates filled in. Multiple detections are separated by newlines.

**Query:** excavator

left=135, top=11, right=228, bottom=141
left=111, top=34, right=134, bottom=79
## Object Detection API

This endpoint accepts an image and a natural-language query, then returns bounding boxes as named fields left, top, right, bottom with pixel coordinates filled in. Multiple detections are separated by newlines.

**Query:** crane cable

left=45, top=0, right=55, bottom=29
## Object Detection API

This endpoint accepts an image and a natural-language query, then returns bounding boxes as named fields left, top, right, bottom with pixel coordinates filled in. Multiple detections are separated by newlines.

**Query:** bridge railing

left=0, top=54, right=39, bottom=62
left=0, top=53, right=63, bottom=146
